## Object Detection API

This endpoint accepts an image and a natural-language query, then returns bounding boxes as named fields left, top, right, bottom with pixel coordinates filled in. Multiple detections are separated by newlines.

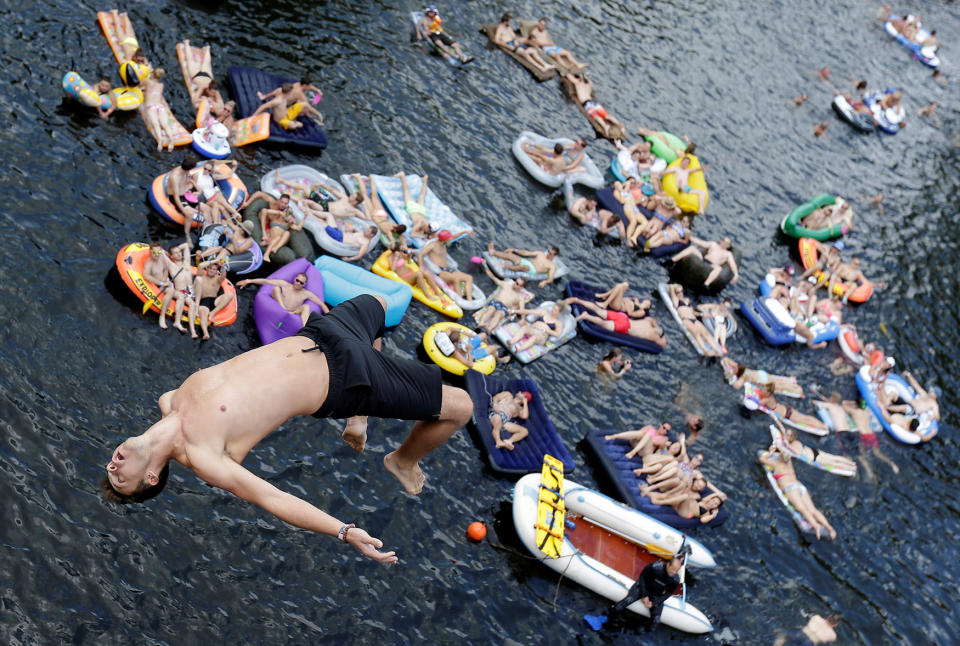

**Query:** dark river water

left=2, top=0, right=959, bottom=643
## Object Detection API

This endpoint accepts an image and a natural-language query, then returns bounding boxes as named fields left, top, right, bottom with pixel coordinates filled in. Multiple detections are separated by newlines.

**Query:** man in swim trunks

left=253, top=83, right=305, bottom=130
left=416, top=6, right=474, bottom=64
left=568, top=195, right=627, bottom=238
left=523, top=18, right=587, bottom=72
left=258, top=77, right=323, bottom=122
left=492, top=12, right=556, bottom=75
left=418, top=229, right=475, bottom=300
left=237, top=272, right=329, bottom=328
left=189, top=261, right=234, bottom=340
left=102, top=294, right=473, bottom=563
left=166, top=156, right=207, bottom=245
left=489, top=390, right=530, bottom=450
left=562, top=73, right=626, bottom=140
left=143, top=242, right=191, bottom=333
left=670, top=236, right=739, bottom=288
left=487, top=242, right=561, bottom=288
left=660, top=155, right=707, bottom=215
left=476, top=264, right=530, bottom=331
left=566, top=297, right=667, bottom=348
left=522, top=141, right=588, bottom=176
left=305, top=207, right=378, bottom=262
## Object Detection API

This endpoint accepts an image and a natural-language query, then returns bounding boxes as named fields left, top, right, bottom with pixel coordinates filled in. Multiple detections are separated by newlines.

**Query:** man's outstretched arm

left=194, top=452, right=398, bottom=563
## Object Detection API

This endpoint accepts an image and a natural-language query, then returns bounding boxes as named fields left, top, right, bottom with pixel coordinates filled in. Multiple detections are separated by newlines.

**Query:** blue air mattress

left=462, top=369, right=575, bottom=475
left=582, top=428, right=729, bottom=530
left=313, top=255, right=411, bottom=327
left=594, top=187, right=686, bottom=257
left=227, top=65, right=327, bottom=150
left=565, top=281, right=664, bottom=353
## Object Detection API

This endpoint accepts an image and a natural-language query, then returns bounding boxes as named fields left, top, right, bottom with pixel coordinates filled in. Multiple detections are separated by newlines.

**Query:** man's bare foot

left=159, top=318, right=168, bottom=330
left=202, top=332, right=211, bottom=340
left=174, top=324, right=187, bottom=334
left=383, top=452, right=425, bottom=494
left=341, top=417, right=368, bottom=452
left=191, top=330, right=199, bottom=339
left=501, top=439, right=515, bottom=450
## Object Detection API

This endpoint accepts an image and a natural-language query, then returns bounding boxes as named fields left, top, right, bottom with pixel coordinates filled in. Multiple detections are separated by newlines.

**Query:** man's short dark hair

left=684, top=142, right=697, bottom=155
left=909, top=418, right=920, bottom=431
left=280, top=193, right=292, bottom=201
left=99, top=463, right=170, bottom=505
left=281, top=82, right=293, bottom=93
left=500, top=12, right=512, bottom=23
left=549, top=245, right=560, bottom=255
left=181, top=155, right=198, bottom=171
left=553, top=143, right=564, bottom=155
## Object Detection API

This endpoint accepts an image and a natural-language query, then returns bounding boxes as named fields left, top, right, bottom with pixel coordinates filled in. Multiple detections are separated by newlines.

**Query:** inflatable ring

left=422, top=322, right=496, bottom=376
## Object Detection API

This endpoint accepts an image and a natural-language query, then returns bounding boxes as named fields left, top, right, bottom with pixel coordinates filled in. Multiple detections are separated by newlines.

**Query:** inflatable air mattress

left=313, top=255, right=411, bottom=327
left=491, top=300, right=577, bottom=363
left=365, top=173, right=472, bottom=249
left=511, top=131, right=604, bottom=189
left=228, top=65, right=327, bottom=150
left=566, top=281, right=664, bottom=353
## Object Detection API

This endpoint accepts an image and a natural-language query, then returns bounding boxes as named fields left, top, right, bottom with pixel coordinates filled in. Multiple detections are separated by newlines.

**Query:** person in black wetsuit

left=609, top=554, right=683, bottom=630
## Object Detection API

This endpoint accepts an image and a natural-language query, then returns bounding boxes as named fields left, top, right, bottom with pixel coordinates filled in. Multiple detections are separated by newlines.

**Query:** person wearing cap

left=660, top=155, right=707, bottom=215
left=492, top=12, right=556, bottom=75
left=417, top=229, right=475, bottom=300
left=189, top=260, right=235, bottom=341
left=237, top=273, right=329, bottom=329
left=488, top=390, right=530, bottom=450
left=670, top=236, right=739, bottom=288
left=415, top=6, right=473, bottom=64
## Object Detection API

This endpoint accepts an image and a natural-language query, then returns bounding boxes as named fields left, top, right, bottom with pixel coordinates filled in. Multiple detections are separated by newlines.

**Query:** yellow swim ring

left=661, top=154, right=709, bottom=214
left=423, top=322, right=496, bottom=376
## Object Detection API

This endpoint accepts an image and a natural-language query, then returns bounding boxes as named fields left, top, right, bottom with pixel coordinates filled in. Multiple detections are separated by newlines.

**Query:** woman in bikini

left=506, top=302, right=567, bottom=353
left=141, top=68, right=178, bottom=152
left=594, top=282, right=651, bottom=319
left=642, top=477, right=726, bottom=523
left=489, top=390, right=531, bottom=450
left=774, top=421, right=858, bottom=473
left=723, top=359, right=805, bottom=398
left=605, top=422, right=671, bottom=460
left=261, top=207, right=301, bottom=263
left=667, top=284, right=722, bottom=357
left=613, top=180, right=649, bottom=248
left=645, top=215, right=692, bottom=252
left=696, top=297, right=736, bottom=354
left=396, top=172, right=432, bottom=239
left=760, top=449, right=837, bottom=539
left=758, top=384, right=828, bottom=432
left=389, top=246, right=441, bottom=302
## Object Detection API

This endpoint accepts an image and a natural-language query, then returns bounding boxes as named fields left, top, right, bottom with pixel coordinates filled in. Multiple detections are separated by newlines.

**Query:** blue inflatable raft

left=313, top=255, right=411, bottom=327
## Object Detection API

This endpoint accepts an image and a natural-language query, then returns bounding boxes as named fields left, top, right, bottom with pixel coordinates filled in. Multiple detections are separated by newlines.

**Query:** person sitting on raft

left=696, top=297, right=735, bottom=354
left=666, top=283, right=723, bottom=356
left=492, top=12, right=556, bottom=75
left=637, top=127, right=693, bottom=159
left=522, top=141, right=588, bottom=176
left=772, top=418, right=858, bottom=473
left=760, top=449, right=837, bottom=539
left=670, top=236, right=739, bottom=288
left=660, top=154, right=707, bottom=215
left=487, top=242, right=561, bottom=288
left=605, top=422, right=671, bottom=460
left=505, top=302, right=567, bottom=353
left=567, top=194, right=626, bottom=238
left=165, top=156, right=211, bottom=246
left=238, top=272, right=328, bottom=329
left=594, top=282, right=651, bottom=319
left=836, top=80, right=871, bottom=117
left=644, top=214, right=692, bottom=253
left=826, top=256, right=870, bottom=303
left=417, top=6, right=474, bottom=64
left=489, top=390, right=530, bottom=450
left=418, top=229, right=476, bottom=300
left=195, top=159, right=242, bottom=222
left=388, top=245, right=443, bottom=303
left=800, top=197, right=852, bottom=232
left=253, top=83, right=306, bottom=130
left=260, top=76, right=323, bottom=121
left=613, top=139, right=659, bottom=181
left=756, top=384, right=829, bottom=433
left=189, top=260, right=234, bottom=341
left=566, top=296, right=667, bottom=348
left=442, top=327, right=507, bottom=368
left=563, top=73, right=627, bottom=140
left=597, top=348, right=631, bottom=379
left=395, top=172, right=433, bottom=239
left=901, top=370, right=940, bottom=421
left=143, top=242, right=192, bottom=332
left=523, top=17, right=588, bottom=72
left=475, top=264, right=531, bottom=332
left=196, top=219, right=256, bottom=266
left=723, top=358, right=804, bottom=398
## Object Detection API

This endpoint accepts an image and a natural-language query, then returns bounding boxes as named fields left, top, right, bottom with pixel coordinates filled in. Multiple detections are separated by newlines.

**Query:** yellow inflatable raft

left=422, top=322, right=496, bottom=376
left=372, top=251, right=462, bottom=318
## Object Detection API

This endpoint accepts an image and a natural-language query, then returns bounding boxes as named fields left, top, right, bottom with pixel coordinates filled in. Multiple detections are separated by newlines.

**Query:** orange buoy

left=467, top=521, right=487, bottom=542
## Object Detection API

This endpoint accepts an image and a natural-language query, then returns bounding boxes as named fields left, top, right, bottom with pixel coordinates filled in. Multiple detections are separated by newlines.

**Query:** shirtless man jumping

left=238, top=272, right=329, bottom=327
left=102, top=294, right=474, bottom=563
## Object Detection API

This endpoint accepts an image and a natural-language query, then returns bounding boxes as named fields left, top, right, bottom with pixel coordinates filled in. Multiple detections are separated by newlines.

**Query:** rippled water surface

left=2, top=0, right=960, bottom=644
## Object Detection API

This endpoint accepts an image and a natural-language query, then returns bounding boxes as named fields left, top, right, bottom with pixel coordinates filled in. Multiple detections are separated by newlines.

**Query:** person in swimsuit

left=566, top=296, right=667, bottom=348
left=760, top=449, right=836, bottom=539
left=613, top=139, right=658, bottom=181
left=562, top=73, right=626, bottom=140
left=148, top=242, right=193, bottom=332
left=605, top=422, right=671, bottom=460
left=506, top=302, right=567, bottom=353
left=523, top=18, right=587, bottom=72
left=141, top=68, right=178, bottom=152
left=642, top=477, right=725, bottom=523
left=597, top=348, right=631, bottom=379
left=258, top=77, right=323, bottom=121
left=237, top=272, right=329, bottom=328
left=696, top=297, right=735, bottom=354
left=195, top=159, right=241, bottom=222
left=667, top=284, right=723, bottom=357
left=102, top=294, right=474, bottom=562
left=389, top=246, right=442, bottom=302
left=476, top=264, right=530, bottom=331
left=670, top=237, right=740, bottom=288
left=488, top=390, right=530, bottom=450
left=260, top=201, right=302, bottom=264
left=443, top=328, right=506, bottom=368
left=492, top=12, right=556, bottom=74
left=836, top=80, right=872, bottom=117
left=644, top=215, right=691, bottom=252
left=660, top=155, right=707, bottom=215
left=773, top=419, right=858, bottom=473
left=610, top=179, right=651, bottom=248
left=350, top=174, right=407, bottom=243
left=522, top=141, right=588, bottom=176
left=196, top=219, right=257, bottom=268
left=416, top=6, right=473, bottom=64
left=253, top=83, right=305, bottom=130
left=841, top=400, right=899, bottom=479
left=109, top=9, right=141, bottom=62
left=800, top=197, right=852, bottom=231
left=486, top=242, right=561, bottom=288
left=723, top=359, right=804, bottom=397
left=568, top=195, right=626, bottom=238
left=395, top=172, right=433, bottom=239
left=187, top=261, right=234, bottom=340
left=594, top=282, right=651, bottom=319
left=757, top=384, right=828, bottom=432
left=417, top=229, right=475, bottom=299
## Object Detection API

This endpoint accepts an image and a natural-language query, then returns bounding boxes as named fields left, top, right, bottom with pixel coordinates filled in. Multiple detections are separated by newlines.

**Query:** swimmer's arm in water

left=192, top=450, right=398, bottom=563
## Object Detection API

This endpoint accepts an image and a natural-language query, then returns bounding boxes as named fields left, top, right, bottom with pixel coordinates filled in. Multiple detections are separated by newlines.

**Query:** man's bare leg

left=173, top=296, right=188, bottom=333
left=384, top=385, right=472, bottom=494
